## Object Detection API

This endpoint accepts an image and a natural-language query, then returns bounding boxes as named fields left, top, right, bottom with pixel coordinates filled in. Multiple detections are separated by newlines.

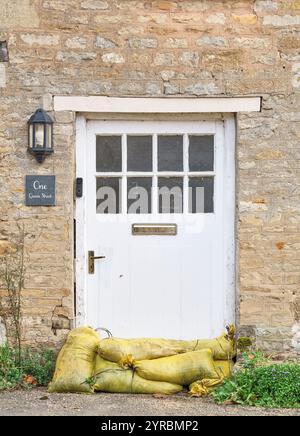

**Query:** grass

left=213, top=351, right=300, bottom=409
left=0, top=346, right=56, bottom=391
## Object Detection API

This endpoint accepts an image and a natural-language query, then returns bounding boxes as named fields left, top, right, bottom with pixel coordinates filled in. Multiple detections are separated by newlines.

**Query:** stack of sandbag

left=94, top=329, right=236, bottom=396
left=48, top=326, right=236, bottom=396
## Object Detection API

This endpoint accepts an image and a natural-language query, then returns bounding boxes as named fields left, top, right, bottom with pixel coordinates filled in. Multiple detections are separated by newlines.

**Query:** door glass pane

left=158, top=135, right=183, bottom=172
left=96, top=136, right=122, bottom=172
left=128, top=178, right=152, bottom=214
left=96, top=177, right=121, bottom=214
left=189, top=136, right=214, bottom=172
left=158, top=178, right=183, bottom=214
left=127, top=136, right=153, bottom=172
left=189, top=177, right=214, bottom=213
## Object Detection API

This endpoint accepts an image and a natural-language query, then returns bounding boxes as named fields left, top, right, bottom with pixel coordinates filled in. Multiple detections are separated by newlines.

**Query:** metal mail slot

left=132, top=224, right=177, bottom=236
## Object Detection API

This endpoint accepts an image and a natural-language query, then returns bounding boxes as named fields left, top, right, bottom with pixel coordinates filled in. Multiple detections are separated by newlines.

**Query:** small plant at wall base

left=0, top=346, right=56, bottom=390
left=0, top=227, right=25, bottom=365
left=0, top=228, right=56, bottom=390
left=213, top=352, right=300, bottom=409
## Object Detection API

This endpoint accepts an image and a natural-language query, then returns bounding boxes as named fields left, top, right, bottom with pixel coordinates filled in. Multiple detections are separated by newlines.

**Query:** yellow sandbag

left=135, top=349, right=220, bottom=386
left=94, top=354, right=121, bottom=373
left=93, top=356, right=182, bottom=394
left=194, top=333, right=236, bottom=360
left=48, top=326, right=100, bottom=393
left=189, top=358, right=234, bottom=397
left=214, top=360, right=233, bottom=379
left=98, top=327, right=236, bottom=363
left=189, top=378, right=223, bottom=397
left=94, top=370, right=183, bottom=395
left=98, top=338, right=195, bottom=363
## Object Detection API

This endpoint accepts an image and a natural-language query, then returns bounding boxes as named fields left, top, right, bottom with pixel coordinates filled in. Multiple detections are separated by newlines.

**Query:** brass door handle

left=88, top=251, right=106, bottom=274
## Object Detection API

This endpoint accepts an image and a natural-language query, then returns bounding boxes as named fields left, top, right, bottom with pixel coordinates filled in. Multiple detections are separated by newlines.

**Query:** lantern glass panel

left=46, top=124, right=52, bottom=149
left=35, top=123, right=45, bottom=148
left=29, top=124, right=33, bottom=148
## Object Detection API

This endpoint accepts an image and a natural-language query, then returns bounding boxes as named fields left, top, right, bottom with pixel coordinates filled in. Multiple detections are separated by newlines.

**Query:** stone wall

left=0, top=0, right=299, bottom=353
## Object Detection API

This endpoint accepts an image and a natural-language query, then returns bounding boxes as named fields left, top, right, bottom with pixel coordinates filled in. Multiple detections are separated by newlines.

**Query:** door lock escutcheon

left=88, top=251, right=106, bottom=274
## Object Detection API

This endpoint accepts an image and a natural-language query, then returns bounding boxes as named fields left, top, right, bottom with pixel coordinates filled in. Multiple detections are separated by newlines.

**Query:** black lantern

left=28, top=108, right=54, bottom=163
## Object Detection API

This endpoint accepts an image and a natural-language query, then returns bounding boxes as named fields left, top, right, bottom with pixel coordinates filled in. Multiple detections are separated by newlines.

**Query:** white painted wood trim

left=54, top=96, right=261, bottom=113
left=75, top=115, right=88, bottom=327
left=223, top=117, right=236, bottom=327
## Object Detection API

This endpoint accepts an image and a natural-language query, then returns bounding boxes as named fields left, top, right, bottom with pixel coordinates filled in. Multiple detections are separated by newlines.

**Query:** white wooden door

left=78, top=119, right=235, bottom=340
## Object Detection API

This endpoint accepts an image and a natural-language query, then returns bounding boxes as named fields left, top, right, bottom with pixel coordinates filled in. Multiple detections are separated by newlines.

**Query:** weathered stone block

left=291, top=323, right=300, bottom=351
left=163, top=38, right=188, bottom=49
left=42, top=0, right=67, bottom=11
left=102, top=52, right=125, bottom=64
left=160, top=70, right=176, bottom=81
left=0, top=240, right=15, bottom=255
left=287, top=2, right=300, bottom=10
left=263, top=15, right=300, bottom=26
left=118, top=81, right=144, bottom=94
left=20, top=34, right=59, bottom=46
left=164, top=82, right=180, bottom=95
left=0, top=321, right=6, bottom=346
left=232, top=14, right=258, bottom=25
left=279, top=34, right=300, bottom=50
left=128, top=38, right=157, bottom=49
left=154, top=52, right=176, bottom=66
left=52, top=318, right=71, bottom=331
left=152, top=1, right=177, bottom=11
left=254, top=1, right=278, bottom=13
left=56, top=51, right=97, bottom=62
left=145, top=82, right=162, bottom=95
left=184, top=81, right=221, bottom=96
left=206, top=13, right=226, bottom=25
left=41, top=93, right=53, bottom=111
left=232, top=37, right=272, bottom=49
left=197, top=36, right=226, bottom=47
left=0, top=0, right=39, bottom=28
left=65, top=37, right=87, bottom=49
left=178, top=2, right=208, bottom=12
left=95, top=36, right=117, bottom=49
left=179, top=52, right=200, bottom=68
left=292, top=63, right=300, bottom=88
left=0, top=65, right=6, bottom=88
left=80, top=0, right=109, bottom=9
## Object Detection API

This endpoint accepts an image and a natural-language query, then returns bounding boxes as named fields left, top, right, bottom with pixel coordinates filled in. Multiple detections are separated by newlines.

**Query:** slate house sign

left=26, top=176, right=56, bottom=206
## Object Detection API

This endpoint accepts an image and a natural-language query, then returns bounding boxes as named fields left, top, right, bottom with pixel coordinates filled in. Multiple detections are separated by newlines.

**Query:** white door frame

left=75, top=113, right=236, bottom=329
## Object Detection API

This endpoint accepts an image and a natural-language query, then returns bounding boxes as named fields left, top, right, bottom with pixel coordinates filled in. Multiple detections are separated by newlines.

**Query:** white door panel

left=79, top=120, right=235, bottom=339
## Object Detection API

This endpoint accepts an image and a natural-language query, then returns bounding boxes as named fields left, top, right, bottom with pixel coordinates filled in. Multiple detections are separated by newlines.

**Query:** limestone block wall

left=0, top=0, right=299, bottom=353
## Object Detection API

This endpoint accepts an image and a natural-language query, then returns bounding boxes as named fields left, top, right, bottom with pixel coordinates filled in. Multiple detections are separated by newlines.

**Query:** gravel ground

left=0, top=388, right=299, bottom=416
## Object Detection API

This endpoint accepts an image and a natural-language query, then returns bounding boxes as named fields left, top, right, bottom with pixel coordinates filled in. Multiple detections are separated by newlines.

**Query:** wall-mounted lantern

left=28, top=108, right=54, bottom=163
